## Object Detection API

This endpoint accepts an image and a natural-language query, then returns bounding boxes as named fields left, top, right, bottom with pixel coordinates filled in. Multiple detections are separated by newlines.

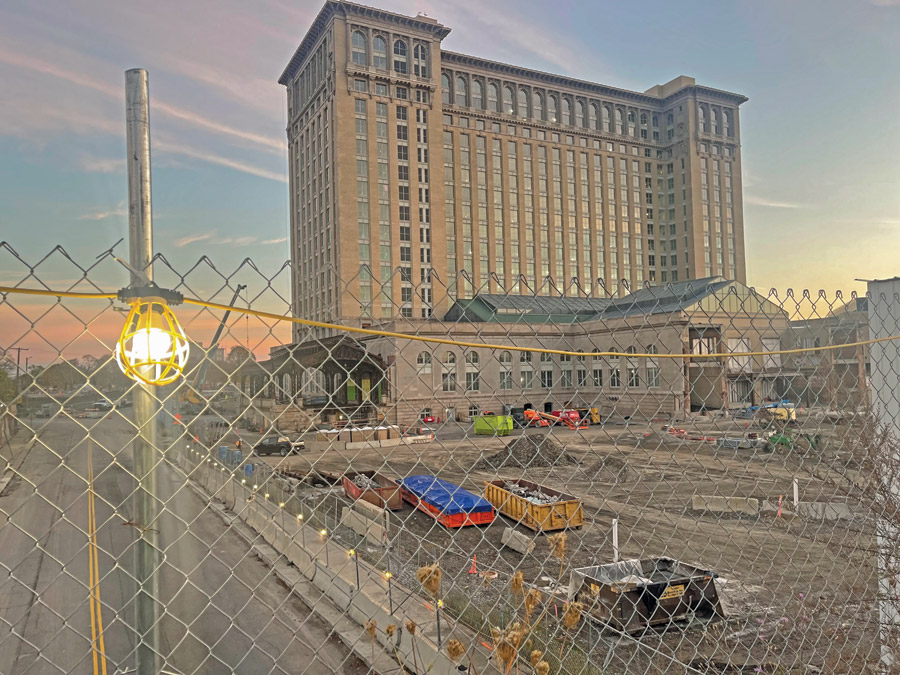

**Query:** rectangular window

left=499, top=370, right=513, bottom=390
left=592, top=368, right=603, bottom=387
left=541, top=369, right=553, bottom=389
left=520, top=369, right=533, bottom=389
left=560, top=369, right=572, bottom=388
left=397, top=145, right=409, bottom=161
left=610, top=367, right=621, bottom=388
left=354, top=79, right=367, bottom=92
left=442, top=371, right=457, bottom=392
left=466, top=371, right=480, bottom=391
left=647, top=366, right=660, bottom=388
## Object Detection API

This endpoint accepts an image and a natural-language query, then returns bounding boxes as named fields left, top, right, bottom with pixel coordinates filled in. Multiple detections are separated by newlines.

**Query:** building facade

left=279, top=1, right=749, bottom=335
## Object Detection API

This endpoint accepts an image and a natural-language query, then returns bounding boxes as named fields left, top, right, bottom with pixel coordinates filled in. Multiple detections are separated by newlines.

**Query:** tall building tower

left=279, top=1, right=748, bottom=335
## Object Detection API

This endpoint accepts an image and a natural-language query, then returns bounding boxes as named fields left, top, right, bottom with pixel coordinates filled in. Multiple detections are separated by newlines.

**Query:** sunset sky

left=1, top=0, right=899, bottom=362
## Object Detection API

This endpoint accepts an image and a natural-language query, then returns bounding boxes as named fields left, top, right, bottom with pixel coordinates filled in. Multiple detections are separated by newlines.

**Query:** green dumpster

left=473, top=415, right=514, bottom=436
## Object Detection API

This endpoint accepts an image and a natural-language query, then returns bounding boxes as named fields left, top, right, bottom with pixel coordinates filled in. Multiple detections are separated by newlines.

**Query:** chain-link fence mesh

left=1, top=242, right=898, bottom=674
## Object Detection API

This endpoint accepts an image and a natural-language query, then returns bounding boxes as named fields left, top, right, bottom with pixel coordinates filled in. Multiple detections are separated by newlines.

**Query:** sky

left=1, top=0, right=899, bottom=362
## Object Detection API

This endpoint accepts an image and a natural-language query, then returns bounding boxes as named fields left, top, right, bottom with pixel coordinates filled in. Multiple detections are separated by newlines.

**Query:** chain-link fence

left=1, top=243, right=898, bottom=674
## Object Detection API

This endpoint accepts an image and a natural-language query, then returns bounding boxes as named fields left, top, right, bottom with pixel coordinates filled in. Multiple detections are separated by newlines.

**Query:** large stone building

left=279, top=1, right=749, bottom=335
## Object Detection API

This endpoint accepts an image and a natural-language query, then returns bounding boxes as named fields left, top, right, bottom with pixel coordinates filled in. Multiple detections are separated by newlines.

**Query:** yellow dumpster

left=484, top=478, right=583, bottom=532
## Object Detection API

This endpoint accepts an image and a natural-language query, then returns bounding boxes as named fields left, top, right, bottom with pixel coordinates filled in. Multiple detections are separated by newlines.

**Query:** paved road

left=0, top=415, right=367, bottom=675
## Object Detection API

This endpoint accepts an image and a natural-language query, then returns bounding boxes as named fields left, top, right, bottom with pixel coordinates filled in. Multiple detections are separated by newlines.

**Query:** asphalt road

left=0, top=414, right=367, bottom=675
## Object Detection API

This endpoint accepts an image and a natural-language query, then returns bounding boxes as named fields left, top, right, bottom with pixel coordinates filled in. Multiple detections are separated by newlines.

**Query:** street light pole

left=126, top=67, right=159, bottom=675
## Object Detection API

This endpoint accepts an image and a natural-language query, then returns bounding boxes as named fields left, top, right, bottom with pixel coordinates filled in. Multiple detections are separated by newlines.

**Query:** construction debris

left=352, top=473, right=381, bottom=491
left=473, top=435, right=577, bottom=470
left=504, top=482, right=556, bottom=505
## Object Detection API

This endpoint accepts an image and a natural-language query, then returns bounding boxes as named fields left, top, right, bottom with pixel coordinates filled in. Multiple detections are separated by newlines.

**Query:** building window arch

left=602, top=104, right=611, bottom=132
left=589, top=102, right=599, bottom=129
left=723, top=109, right=733, bottom=137
left=372, top=35, right=387, bottom=69
left=712, top=108, right=720, bottom=134
left=562, top=98, right=571, bottom=125
left=548, top=95, right=558, bottom=123
left=698, top=104, right=709, bottom=132
left=487, top=83, right=499, bottom=112
left=441, top=73, right=451, bottom=105
left=520, top=351, right=533, bottom=363
left=455, top=76, right=468, bottom=106
left=614, top=108, right=624, bottom=134
left=575, top=100, right=585, bottom=127
left=627, top=110, right=636, bottom=136
left=441, top=352, right=457, bottom=392
left=413, top=44, right=428, bottom=77
left=417, top=351, right=433, bottom=374
left=393, top=40, right=407, bottom=74
left=351, top=31, right=367, bottom=67
left=652, top=114, right=659, bottom=128
left=472, top=80, right=483, bottom=109
left=466, top=351, right=480, bottom=367
left=534, top=92, right=544, bottom=120
left=640, top=113, right=648, bottom=126
left=499, top=350, right=512, bottom=365
left=465, top=351, right=480, bottom=391
left=540, top=352, right=553, bottom=363
left=518, top=88, right=529, bottom=118
left=503, top=85, right=514, bottom=114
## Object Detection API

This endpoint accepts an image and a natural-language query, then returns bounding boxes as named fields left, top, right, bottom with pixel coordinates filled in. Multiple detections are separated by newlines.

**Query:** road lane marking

left=88, top=442, right=108, bottom=675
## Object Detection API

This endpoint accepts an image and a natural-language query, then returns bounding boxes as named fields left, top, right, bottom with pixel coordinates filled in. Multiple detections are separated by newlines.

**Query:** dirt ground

left=261, top=415, right=879, bottom=673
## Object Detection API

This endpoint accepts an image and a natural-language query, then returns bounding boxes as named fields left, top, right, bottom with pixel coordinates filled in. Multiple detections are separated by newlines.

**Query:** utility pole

left=4, top=347, right=29, bottom=395
left=125, top=67, right=159, bottom=675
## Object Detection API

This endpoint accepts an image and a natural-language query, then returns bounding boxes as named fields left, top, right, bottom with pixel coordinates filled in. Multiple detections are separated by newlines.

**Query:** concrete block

left=501, top=527, right=535, bottom=555
left=797, top=502, right=854, bottom=521
left=341, top=507, right=386, bottom=546
left=760, top=500, right=796, bottom=520
left=352, top=499, right=391, bottom=532
left=692, top=495, right=759, bottom=516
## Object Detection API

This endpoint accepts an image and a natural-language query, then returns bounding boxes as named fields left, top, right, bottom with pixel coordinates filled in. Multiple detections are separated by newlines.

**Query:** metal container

left=218, top=446, right=229, bottom=463
left=484, top=478, right=584, bottom=532
left=569, top=557, right=724, bottom=633
left=342, top=471, right=403, bottom=510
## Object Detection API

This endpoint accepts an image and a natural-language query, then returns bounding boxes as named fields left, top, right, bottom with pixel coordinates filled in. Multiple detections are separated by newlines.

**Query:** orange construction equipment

left=538, top=411, right=588, bottom=431
left=523, top=409, right=551, bottom=427
left=468, top=554, right=478, bottom=574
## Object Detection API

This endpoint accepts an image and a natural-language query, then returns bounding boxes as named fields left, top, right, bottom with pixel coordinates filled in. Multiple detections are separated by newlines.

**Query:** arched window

left=712, top=108, right=720, bottom=135
left=723, top=109, right=733, bottom=137
left=441, top=73, right=451, bottom=105
left=646, top=345, right=660, bottom=388
left=441, top=352, right=457, bottom=392
left=645, top=345, right=659, bottom=354
left=520, top=352, right=533, bottom=363
left=640, top=113, right=648, bottom=126
left=455, top=76, right=468, bottom=106
left=602, top=104, right=611, bottom=132
left=499, top=351, right=512, bottom=364
left=534, top=92, right=544, bottom=121
left=487, top=83, right=499, bottom=112
left=667, top=113, right=674, bottom=126
left=698, top=104, right=708, bottom=132
left=413, top=44, right=428, bottom=77
left=393, top=40, right=407, bottom=74
left=472, top=80, right=483, bottom=109
left=615, top=108, right=623, bottom=134
left=652, top=114, right=659, bottom=128
left=466, top=351, right=480, bottom=366
left=417, top=351, right=432, bottom=374
left=627, top=110, right=636, bottom=136
left=351, top=31, right=367, bottom=67
left=548, top=95, right=558, bottom=123
left=589, top=103, right=599, bottom=129
left=540, top=352, right=553, bottom=363
left=562, top=98, right=571, bottom=125
left=575, top=101, right=585, bottom=127
left=503, top=85, right=514, bottom=114
left=465, top=351, right=480, bottom=391
left=627, top=111, right=635, bottom=124
left=372, top=36, right=387, bottom=69
left=518, top=89, right=529, bottom=118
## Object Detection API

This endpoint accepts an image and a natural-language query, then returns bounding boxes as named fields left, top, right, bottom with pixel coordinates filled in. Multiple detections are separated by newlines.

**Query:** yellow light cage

left=115, top=297, right=190, bottom=386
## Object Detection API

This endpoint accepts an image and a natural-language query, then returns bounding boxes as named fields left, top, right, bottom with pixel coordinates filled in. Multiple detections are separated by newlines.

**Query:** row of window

left=415, top=348, right=661, bottom=368
left=351, top=30, right=428, bottom=77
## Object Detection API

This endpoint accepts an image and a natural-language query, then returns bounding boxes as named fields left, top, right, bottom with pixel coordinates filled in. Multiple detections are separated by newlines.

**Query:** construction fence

left=2, top=243, right=900, bottom=674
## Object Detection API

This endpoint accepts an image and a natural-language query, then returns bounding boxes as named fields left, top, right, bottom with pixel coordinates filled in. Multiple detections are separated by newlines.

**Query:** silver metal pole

left=126, top=67, right=159, bottom=675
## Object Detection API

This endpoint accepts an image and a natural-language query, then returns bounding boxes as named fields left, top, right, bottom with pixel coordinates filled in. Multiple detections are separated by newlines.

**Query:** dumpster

left=473, top=414, right=514, bottom=436
left=342, top=471, right=403, bottom=510
left=484, top=478, right=583, bottom=532
left=399, top=475, right=495, bottom=528
left=569, top=557, right=724, bottom=634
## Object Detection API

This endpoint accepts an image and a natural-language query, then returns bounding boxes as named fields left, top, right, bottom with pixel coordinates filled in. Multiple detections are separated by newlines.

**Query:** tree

left=227, top=345, right=254, bottom=365
left=0, top=370, right=15, bottom=403
left=79, top=355, right=101, bottom=373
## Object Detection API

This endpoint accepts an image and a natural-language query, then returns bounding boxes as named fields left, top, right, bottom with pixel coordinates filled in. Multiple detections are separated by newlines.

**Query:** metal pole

left=126, top=67, right=159, bottom=675
left=793, top=477, right=799, bottom=508
left=612, top=518, right=619, bottom=562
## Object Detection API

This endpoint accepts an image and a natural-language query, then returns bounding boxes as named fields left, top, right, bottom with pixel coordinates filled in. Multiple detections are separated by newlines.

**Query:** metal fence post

left=126, top=67, right=159, bottom=675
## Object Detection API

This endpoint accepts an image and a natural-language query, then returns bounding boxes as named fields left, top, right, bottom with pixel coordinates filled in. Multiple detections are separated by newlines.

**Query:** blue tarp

left=400, top=475, right=493, bottom=515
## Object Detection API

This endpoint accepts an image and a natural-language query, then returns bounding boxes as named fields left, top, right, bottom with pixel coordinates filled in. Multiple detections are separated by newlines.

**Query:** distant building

left=279, top=1, right=749, bottom=334
left=782, top=297, right=869, bottom=408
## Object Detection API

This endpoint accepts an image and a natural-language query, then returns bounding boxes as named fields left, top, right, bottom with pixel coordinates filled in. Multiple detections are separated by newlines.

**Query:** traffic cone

left=468, top=554, right=478, bottom=574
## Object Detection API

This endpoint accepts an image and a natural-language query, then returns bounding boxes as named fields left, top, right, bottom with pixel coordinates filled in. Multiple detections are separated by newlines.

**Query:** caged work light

left=114, top=284, right=190, bottom=386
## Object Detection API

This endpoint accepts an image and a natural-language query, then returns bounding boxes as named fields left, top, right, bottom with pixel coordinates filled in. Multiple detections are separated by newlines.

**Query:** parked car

left=290, top=438, right=306, bottom=452
left=253, top=435, right=293, bottom=456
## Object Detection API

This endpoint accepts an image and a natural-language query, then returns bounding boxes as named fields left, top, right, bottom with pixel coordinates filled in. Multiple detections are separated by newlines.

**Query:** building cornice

left=441, top=51, right=748, bottom=107
left=279, top=0, right=451, bottom=85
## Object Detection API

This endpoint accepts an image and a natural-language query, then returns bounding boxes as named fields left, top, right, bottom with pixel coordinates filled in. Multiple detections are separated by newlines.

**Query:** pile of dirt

left=582, top=454, right=637, bottom=483
left=473, top=434, right=578, bottom=470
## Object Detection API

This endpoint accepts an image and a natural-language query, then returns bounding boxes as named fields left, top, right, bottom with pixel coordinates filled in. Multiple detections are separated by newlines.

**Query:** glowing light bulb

left=115, top=298, right=189, bottom=386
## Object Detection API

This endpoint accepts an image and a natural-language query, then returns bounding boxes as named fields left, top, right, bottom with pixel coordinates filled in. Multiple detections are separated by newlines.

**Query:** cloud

left=175, top=232, right=214, bottom=248
left=871, top=0, right=900, bottom=6
left=78, top=202, right=127, bottom=221
left=80, top=156, right=126, bottom=174
left=745, top=195, right=804, bottom=209
left=262, top=237, right=287, bottom=244
left=155, top=140, right=286, bottom=183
